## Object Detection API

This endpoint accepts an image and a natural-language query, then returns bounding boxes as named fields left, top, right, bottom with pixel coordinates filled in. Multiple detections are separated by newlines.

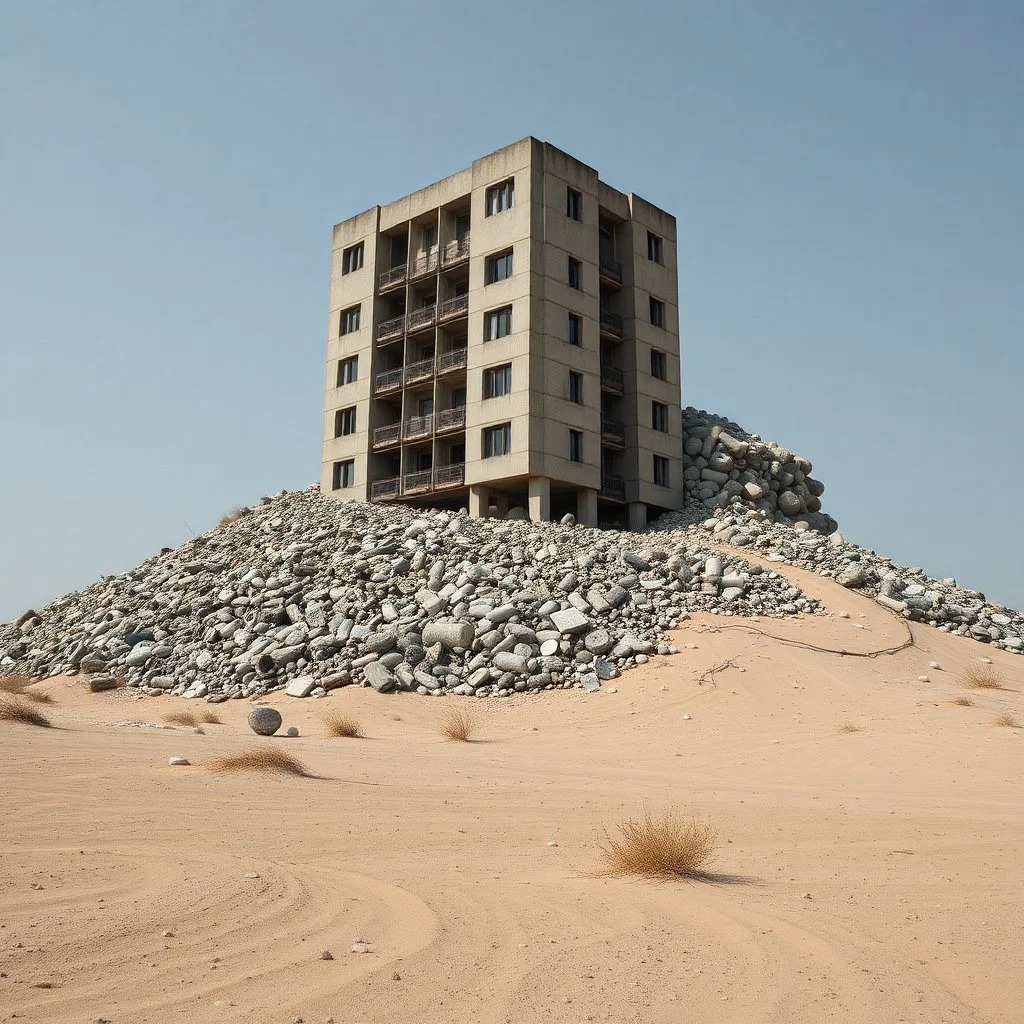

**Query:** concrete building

left=321, top=137, right=682, bottom=530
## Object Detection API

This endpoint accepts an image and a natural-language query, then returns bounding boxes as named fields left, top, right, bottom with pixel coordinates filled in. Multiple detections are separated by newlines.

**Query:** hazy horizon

left=1, top=0, right=1022, bottom=621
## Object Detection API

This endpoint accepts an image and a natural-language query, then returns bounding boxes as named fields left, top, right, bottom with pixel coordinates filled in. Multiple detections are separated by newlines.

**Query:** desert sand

left=2, top=561, right=1022, bottom=1024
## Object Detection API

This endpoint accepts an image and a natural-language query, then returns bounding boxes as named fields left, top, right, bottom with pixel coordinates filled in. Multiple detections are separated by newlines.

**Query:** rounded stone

left=248, top=706, right=282, bottom=736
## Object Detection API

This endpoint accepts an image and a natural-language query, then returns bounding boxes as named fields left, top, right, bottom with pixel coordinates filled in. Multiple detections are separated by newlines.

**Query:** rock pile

left=670, top=506, right=1023, bottom=654
left=681, top=407, right=838, bottom=535
left=0, top=488, right=820, bottom=702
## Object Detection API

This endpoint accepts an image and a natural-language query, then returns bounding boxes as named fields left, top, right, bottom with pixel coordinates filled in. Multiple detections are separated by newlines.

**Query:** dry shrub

left=439, top=708, right=475, bottom=742
left=0, top=694, right=52, bottom=728
left=963, top=666, right=1004, bottom=690
left=218, top=506, right=247, bottom=528
left=594, top=808, right=717, bottom=880
left=206, top=746, right=310, bottom=776
left=952, top=696, right=974, bottom=707
left=993, top=713, right=1020, bottom=728
left=324, top=711, right=362, bottom=738
left=0, top=674, right=54, bottom=704
left=164, top=710, right=199, bottom=728
left=198, top=710, right=223, bottom=725
left=838, top=722, right=862, bottom=733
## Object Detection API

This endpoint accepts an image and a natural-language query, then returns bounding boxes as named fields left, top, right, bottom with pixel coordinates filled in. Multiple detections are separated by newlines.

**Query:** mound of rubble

left=0, top=488, right=819, bottom=702
left=681, top=407, right=839, bottom=534
left=674, top=506, right=1023, bottom=653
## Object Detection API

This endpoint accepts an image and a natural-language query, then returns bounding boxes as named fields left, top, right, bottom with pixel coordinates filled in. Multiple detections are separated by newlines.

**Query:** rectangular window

left=566, top=187, right=582, bottom=221
left=332, top=459, right=355, bottom=489
left=650, top=297, right=665, bottom=328
left=422, top=224, right=437, bottom=252
left=485, top=179, right=515, bottom=216
left=339, top=304, right=360, bottom=336
left=568, top=371, right=583, bottom=405
left=650, top=348, right=667, bottom=380
left=336, top=356, right=358, bottom=386
left=482, top=422, right=511, bottom=458
left=568, top=257, right=581, bottom=290
left=486, top=249, right=514, bottom=284
left=334, top=406, right=356, bottom=437
left=652, top=401, right=669, bottom=432
left=569, top=429, right=583, bottom=463
left=483, top=363, right=512, bottom=399
left=484, top=305, right=513, bottom=341
left=567, top=313, right=582, bottom=347
left=653, top=455, right=669, bottom=487
left=647, top=232, right=663, bottom=263
left=342, top=242, right=364, bottom=275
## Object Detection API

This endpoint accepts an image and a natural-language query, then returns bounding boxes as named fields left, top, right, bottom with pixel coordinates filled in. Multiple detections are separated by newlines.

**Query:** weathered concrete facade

left=321, top=137, right=682, bottom=527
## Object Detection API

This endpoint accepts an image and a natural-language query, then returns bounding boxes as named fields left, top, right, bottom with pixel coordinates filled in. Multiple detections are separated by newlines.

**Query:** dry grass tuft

left=439, top=708, right=476, bottom=742
left=963, top=666, right=1004, bottom=690
left=198, top=710, right=223, bottom=725
left=206, top=746, right=310, bottom=777
left=593, top=808, right=717, bottom=881
left=993, top=713, right=1020, bottom=729
left=952, top=696, right=974, bottom=707
left=0, top=674, right=54, bottom=704
left=218, top=506, right=247, bottom=528
left=838, top=722, right=862, bottom=733
left=164, top=711, right=199, bottom=728
left=324, top=711, right=363, bottom=738
left=0, top=694, right=52, bottom=728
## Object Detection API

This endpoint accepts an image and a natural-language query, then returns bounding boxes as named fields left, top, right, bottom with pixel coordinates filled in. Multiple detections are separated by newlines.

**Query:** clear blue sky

left=1, top=0, right=1022, bottom=622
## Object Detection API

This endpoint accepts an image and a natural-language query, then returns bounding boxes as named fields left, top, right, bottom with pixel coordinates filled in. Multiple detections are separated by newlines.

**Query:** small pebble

left=286, top=726, right=299, bottom=737
left=928, top=661, right=941, bottom=670
left=917, top=675, right=930, bottom=682
left=320, top=950, right=333, bottom=960
left=168, top=756, right=190, bottom=766
left=682, top=713, right=691, bottom=721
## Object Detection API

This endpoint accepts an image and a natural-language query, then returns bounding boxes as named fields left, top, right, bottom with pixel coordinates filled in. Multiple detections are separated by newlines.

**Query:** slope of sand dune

left=2, top=564, right=1022, bottom=1024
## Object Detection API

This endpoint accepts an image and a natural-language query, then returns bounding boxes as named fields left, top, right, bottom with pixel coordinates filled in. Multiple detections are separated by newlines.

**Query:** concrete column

left=528, top=476, right=551, bottom=523
left=493, top=494, right=509, bottom=519
left=469, top=485, right=489, bottom=519
left=577, top=487, right=598, bottom=528
left=628, top=501, right=647, bottom=532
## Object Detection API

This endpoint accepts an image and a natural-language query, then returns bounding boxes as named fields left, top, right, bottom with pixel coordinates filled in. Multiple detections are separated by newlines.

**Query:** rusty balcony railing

left=408, top=251, right=439, bottom=279
left=372, top=422, right=402, bottom=448
left=437, top=347, right=468, bottom=374
left=404, top=414, right=434, bottom=440
left=600, top=365, right=624, bottom=394
left=435, top=407, right=466, bottom=433
left=378, top=264, right=407, bottom=291
left=601, top=419, right=626, bottom=448
left=434, top=463, right=465, bottom=489
left=407, top=305, right=437, bottom=332
left=442, top=237, right=470, bottom=265
left=600, top=310, right=623, bottom=338
left=600, top=475, right=626, bottom=502
left=599, top=256, right=623, bottom=285
left=370, top=477, right=401, bottom=499
left=404, top=357, right=435, bottom=384
left=376, top=314, right=405, bottom=342
left=402, top=469, right=434, bottom=494
left=374, top=367, right=403, bottom=394
left=439, top=294, right=469, bottom=321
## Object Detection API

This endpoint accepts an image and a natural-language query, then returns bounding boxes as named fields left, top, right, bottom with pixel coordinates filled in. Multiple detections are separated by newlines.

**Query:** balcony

left=601, top=419, right=625, bottom=449
left=404, top=357, right=435, bottom=385
left=599, top=257, right=623, bottom=286
left=377, top=314, right=405, bottom=342
left=407, top=305, right=437, bottom=333
left=439, top=294, right=469, bottom=322
left=402, top=469, right=434, bottom=495
left=436, top=407, right=466, bottom=433
left=434, top=463, right=465, bottom=489
left=372, top=422, right=402, bottom=449
left=442, top=237, right=470, bottom=266
left=600, top=475, right=626, bottom=502
left=404, top=414, right=433, bottom=441
left=600, top=310, right=623, bottom=339
left=600, top=365, right=624, bottom=395
left=437, top=348, right=468, bottom=374
left=378, top=264, right=407, bottom=292
left=374, top=367, right=403, bottom=394
left=409, top=251, right=440, bottom=280
left=370, top=477, right=401, bottom=500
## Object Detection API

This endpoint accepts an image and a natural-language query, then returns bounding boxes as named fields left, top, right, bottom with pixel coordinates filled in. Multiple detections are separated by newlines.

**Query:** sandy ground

left=3, top=562, right=1023, bottom=1024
